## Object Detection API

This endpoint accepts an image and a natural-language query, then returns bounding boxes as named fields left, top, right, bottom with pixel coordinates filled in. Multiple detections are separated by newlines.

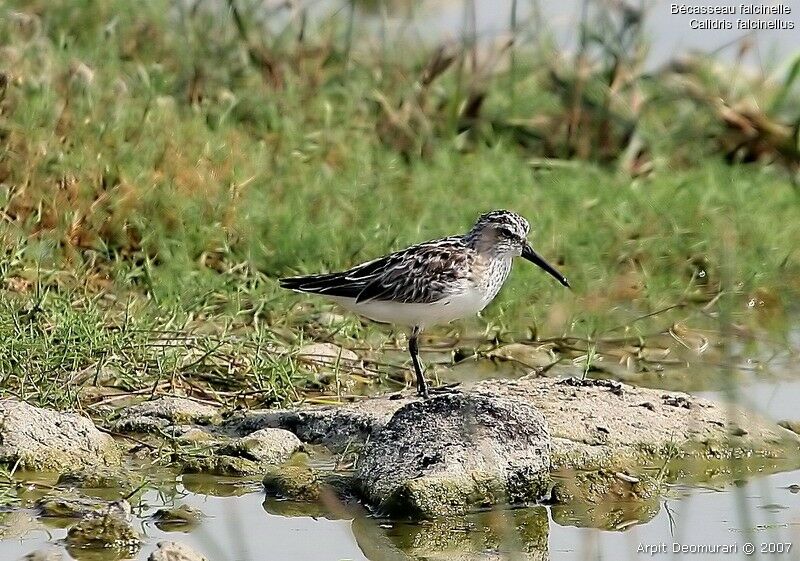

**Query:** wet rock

left=355, top=391, right=551, bottom=518
left=65, top=511, right=139, bottom=554
left=176, top=428, right=302, bottom=475
left=262, top=465, right=324, bottom=502
left=180, top=474, right=254, bottom=497
left=175, top=452, right=256, bottom=476
left=262, top=465, right=354, bottom=502
left=549, top=466, right=661, bottom=506
left=114, top=397, right=221, bottom=433
left=225, top=394, right=414, bottom=453
left=529, top=377, right=799, bottom=465
left=36, top=495, right=94, bottom=518
left=778, top=420, right=800, bottom=435
left=217, top=428, right=303, bottom=465
left=18, top=547, right=64, bottom=561
left=57, top=468, right=140, bottom=495
left=36, top=495, right=129, bottom=519
left=520, top=377, right=800, bottom=503
left=148, top=541, right=208, bottom=561
left=246, top=377, right=800, bottom=464
left=0, top=399, right=121, bottom=471
left=152, top=505, right=203, bottom=531
left=235, top=377, right=800, bottom=514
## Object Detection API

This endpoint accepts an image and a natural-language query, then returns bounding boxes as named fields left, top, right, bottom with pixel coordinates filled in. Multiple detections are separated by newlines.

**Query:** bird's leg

left=409, top=326, right=429, bottom=398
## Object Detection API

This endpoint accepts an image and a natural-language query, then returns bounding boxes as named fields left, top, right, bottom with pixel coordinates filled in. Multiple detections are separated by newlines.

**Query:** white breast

left=481, top=257, right=513, bottom=304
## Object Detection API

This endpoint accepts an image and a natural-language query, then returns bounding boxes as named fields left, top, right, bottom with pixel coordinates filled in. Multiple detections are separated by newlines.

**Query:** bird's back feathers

left=279, top=236, right=476, bottom=304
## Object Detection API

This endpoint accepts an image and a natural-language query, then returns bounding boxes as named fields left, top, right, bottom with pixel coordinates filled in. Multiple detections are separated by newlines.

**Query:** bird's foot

left=418, top=382, right=461, bottom=398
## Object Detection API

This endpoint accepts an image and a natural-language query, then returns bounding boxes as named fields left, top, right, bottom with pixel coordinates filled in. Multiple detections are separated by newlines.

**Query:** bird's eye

left=497, top=227, right=515, bottom=239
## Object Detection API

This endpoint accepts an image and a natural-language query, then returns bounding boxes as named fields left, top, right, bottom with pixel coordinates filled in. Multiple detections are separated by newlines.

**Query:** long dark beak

left=522, top=243, right=570, bottom=288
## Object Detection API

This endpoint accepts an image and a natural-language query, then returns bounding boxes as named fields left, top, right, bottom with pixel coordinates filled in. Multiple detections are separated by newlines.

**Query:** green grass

left=0, top=0, right=798, bottom=408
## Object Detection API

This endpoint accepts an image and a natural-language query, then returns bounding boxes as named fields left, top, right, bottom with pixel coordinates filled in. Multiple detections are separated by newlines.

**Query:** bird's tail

left=279, top=273, right=344, bottom=294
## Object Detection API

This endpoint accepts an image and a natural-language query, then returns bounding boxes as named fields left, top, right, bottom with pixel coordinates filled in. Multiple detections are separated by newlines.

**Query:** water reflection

left=2, top=462, right=800, bottom=560
left=550, top=495, right=661, bottom=531
left=354, top=507, right=549, bottom=561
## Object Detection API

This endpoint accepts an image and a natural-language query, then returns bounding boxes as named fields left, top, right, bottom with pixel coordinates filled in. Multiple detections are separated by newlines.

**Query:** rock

left=36, top=495, right=129, bottom=519
left=115, top=397, right=221, bottom=433
left=778, top=420, right=800, bottom=435
left=262, top=465, right=354, bottom=502
left=244, top=377, right=800, bottom=464
left=180, top=474, right=254, bottom=497
left=355, top=391, right=551, bottom=518
left=57, top=468, right=140, bottom=495
left=152, top=505, right=203, bottom=531
left=297, top=343, right=362, bottom=389
left=233, top=377, right=800, bottom=515
left=0, top=399, right=121, bottom=471
left=262, top=495, right=351, bottom=519
left=175, top=427, right=216, bottom=443
left=18, top=547, right=64, bottom=561
left=217, top=428, right=302, bottom=465
left=487, top=343, right=555, bottom=369
left=175, top=452, right=256, bottom=476
left=65, top=511, right=139, bottom=554
left=297, top=342, right=360, bottom=369
left=527, top=377, right=798, bottom=464
left=262, top=465, right=324, bottom=502
left=176, top=428, right=302, bottom=476
left=225, top=394, right=413, bottom=453
left=70, top=364, right=123, bottom=386
left=148, top=541, right=208, bottom=561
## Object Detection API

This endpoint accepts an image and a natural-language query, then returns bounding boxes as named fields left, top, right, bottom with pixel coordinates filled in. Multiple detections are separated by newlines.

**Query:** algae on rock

left=355, top=391, right=551, bottom=518
left=0, top=399, right=121, bottom=472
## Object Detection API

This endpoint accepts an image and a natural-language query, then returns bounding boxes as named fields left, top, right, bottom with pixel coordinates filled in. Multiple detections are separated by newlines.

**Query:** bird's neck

left=477, top=255, right=513, bottom=304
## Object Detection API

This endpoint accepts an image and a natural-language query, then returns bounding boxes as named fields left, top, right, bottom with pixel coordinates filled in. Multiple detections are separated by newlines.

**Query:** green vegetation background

left=0, top=0, right=798, bottom=407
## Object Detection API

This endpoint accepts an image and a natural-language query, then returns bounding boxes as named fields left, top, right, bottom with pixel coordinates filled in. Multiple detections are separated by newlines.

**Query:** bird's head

left=466, top=210, right=570, bottom=288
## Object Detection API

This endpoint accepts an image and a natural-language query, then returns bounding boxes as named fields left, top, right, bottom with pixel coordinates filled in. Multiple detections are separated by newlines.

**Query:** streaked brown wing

left=355, top=238, right=472, bottom=304
left=279, top=237, right=473, bottom=304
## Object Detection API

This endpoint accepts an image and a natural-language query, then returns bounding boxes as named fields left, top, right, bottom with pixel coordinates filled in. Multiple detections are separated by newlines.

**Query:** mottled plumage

left=279, top=237, right=473, bottom=305
left=280, top=210, right=569, bottom=397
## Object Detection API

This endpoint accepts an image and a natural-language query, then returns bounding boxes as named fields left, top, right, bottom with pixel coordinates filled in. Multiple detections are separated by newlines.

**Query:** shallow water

left=405, top=0, right=799, bottom=67
left=293, top=0, right=800, bottom=69
left=2, top=368, right=800, bottom=561
left=3, top=466, right=800, bottom=560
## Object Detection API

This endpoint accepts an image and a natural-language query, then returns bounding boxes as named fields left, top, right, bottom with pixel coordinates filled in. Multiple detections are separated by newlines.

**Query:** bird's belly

left=330, top=290, right=487, bottom=328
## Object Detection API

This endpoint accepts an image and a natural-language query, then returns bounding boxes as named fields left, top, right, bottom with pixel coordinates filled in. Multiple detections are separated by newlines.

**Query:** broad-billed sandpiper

left=280, top=210, right=570, bottom=397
